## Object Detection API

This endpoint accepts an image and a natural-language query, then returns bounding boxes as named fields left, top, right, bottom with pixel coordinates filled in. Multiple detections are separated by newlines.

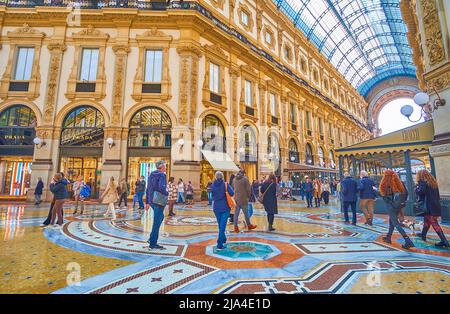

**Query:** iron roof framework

left=275, top=0, right=416, bottom=97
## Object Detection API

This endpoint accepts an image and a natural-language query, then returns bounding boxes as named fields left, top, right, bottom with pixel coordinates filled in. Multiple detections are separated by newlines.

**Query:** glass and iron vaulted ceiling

left=274, top=0, right=417, bottom=97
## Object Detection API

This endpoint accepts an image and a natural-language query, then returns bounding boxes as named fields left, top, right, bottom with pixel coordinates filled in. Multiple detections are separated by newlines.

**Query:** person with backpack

left=415, top=170, right=449, bottom=248
left=358, top=170, right=377, bottom=226
left=78, top=182, right=90, bottom=215
left=211, top=171, right=234, bottom=250
left=260, top=174, right=278, bottom=232
left=380, top=169, right=414, bottom=249
left=118, top=178, right=130, bottom=208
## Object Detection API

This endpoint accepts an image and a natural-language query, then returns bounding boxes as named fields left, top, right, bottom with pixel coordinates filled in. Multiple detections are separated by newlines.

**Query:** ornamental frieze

left=420, top=0, right=445, bottom=66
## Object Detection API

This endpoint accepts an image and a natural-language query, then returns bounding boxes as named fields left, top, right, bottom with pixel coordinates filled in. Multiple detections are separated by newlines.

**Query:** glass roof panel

left=274, top=0, right=416, bottom=97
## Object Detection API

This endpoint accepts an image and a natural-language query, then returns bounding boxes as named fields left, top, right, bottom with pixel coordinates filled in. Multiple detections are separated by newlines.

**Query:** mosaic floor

left=1, top=198, right=450, bottom=294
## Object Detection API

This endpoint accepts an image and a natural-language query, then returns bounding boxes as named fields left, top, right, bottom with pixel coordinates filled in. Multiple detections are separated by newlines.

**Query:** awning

left=335, top=120, right=435, bottom=157
left=286, top=162, right=338, bottom=173
left=201, top=150, right=240, bottom=172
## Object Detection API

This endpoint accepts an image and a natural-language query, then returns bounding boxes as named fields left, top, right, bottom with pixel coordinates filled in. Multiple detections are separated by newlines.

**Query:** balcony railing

left=0, top=0, right=177, bottom=9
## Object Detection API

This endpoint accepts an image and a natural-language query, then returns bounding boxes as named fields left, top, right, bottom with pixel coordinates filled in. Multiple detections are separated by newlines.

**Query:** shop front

left=200, top=115, right=238, bottom=190
left=0, top=105, right=36, bottom=198
left=59, top=106, right=104, bottom=198
left=238, top=125, right=258, bottom=182
left=127, top=107, right=172, bottom=187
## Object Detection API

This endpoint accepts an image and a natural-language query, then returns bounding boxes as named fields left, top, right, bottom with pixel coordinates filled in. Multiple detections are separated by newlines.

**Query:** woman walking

left=211, top=171, right=234, bottom=250
left=167, top=177, right=178, bottom=217
left=118, top=178, right=129, bottom=208
left=101, top=177, right=119, bottom=221
left=260, top=174, right=278, bottom=231
left=313, top=178, right=322, bottom=207
left=415, top=170, right=449, bottom=248
left=380, top=170, right=414, bottom=249
left=321, top=180, right=331, bottom=205
left=48, top=173, right=68, bottom=229
left=34, top=177, right=44, bottom=206
left=177, top=179, right=185, bottom=204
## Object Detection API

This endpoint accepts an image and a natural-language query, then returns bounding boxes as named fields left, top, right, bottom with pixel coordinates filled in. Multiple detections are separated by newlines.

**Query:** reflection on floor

left=1, top=198, right=449, bottom=294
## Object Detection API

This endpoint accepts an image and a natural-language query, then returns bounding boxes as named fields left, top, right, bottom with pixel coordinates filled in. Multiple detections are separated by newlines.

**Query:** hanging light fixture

left=401, top=89, right=446, bottom=122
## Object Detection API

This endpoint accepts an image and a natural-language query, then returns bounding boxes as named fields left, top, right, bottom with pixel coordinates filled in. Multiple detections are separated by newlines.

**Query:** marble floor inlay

left=1, top=199, right=449, bottom=294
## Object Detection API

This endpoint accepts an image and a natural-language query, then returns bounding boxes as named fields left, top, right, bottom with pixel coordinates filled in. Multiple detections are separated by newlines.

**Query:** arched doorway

left=0, top=105, right=36, bottom=197
left=239, top=125, right=258, bottom=182
left=127, top=106, right=172, bottom=184
left=305, top=143, right=314, bottom=165
left=201, top=114, right=226, bottom=190
left=59, top=105, right=105, bottom=198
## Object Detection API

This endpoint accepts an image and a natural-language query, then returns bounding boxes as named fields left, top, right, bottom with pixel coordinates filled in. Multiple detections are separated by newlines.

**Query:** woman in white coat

left=101, top=177, right=119, bottom=220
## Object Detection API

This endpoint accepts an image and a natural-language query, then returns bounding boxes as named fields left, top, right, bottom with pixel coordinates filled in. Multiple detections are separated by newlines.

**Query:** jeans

left=207, top=192, right=213, bottom=205
left=234, top=204, right=251, bottom=227
left=148, top=204, right=165, bottom=246
left=177, top=192, right=185, bottom=204
left=137, top=192, right=145, bottom=209
left=343, top=201, right=357, bottom=224
left=322, top=191, right=330, bottom=205
left=118, top=192, right=128, bottom=207
left=214, top=210, right=229, bottom=247
left=386, top=206, right=408, bottom=238
left=300, top=190, right=305, bottom=200
left=305, top=191, right=313, bottom=207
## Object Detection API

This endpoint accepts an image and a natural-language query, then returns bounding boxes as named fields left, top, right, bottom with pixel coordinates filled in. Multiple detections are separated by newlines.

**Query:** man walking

left=304, top=176, right=314, bottom=208
left=341, top=172, right=358, bottom=225
left=135, top=176, right=146, bottom=211
left=233, top=169, right=257, bottom=233
left=146, top=160, right=169, bottom=250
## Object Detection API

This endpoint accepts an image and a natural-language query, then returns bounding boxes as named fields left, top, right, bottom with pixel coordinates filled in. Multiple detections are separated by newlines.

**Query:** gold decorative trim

left=237, top=3, right=254, bottom=33
left=420, top=0, right=445, bottom=67
left=202, top=44, right=228, bottom=113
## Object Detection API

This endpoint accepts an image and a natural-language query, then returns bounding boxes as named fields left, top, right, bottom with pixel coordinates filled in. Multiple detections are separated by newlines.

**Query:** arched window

left=318, top=147, right=325, bottom=167
left=305, top=143, right=314, bottom=165
left=60, top=106, right=104, bottom=147
left=329, top=150, right=336, bottom=169
left=289, top=139, right=299, bottom=163
left=202, top=115, right=225, bottom=152
left=0, top=105, right=36, bottom=146
left=129, top=107, right=172, bottom=148
left=239, top=125, right=257, bottom=162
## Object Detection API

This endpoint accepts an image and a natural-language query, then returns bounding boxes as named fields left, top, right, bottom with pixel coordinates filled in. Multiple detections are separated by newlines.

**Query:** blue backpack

left=80, top=185, right=91, bottom=198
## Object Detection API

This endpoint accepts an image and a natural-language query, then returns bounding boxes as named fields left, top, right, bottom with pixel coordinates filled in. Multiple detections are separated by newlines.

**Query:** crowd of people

left=34, top=163, right=448, bottom=251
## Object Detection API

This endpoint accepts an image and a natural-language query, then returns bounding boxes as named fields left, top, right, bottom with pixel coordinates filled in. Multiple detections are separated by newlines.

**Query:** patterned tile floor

left=1, top=198, right=450, bottom=294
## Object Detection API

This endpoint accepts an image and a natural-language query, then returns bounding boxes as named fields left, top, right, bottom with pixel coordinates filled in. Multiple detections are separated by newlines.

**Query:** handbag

left=152, top=190, right=168, bottom=207
left=258, top=182, right=274, bottom=204
left=225, top=183, right=236, bottom=214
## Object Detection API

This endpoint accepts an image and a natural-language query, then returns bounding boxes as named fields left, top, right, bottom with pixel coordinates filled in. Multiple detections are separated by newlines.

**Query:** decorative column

left=230, top=67, right=239, bottom=128
left=404, top=150, right=414, bottom=216
left=173, top=44, right=203, bottom=200
left=100, top=44, right=130, bottom=189
left=29, top=41, right=66, bottom=201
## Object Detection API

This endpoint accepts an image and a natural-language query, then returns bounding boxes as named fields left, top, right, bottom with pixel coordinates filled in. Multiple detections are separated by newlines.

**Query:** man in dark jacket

left=145, top=160, right=169, bottom=250
left=233, top=169, right=257, bottom=232
left=34, top=177, right=44, bottom=206
left=341, top=172, right=358, bottom=225
left=304, top=177, right=314, bottom=208
left=358, top=171, right=376, bottom=226
left=135, top=176, right=146, bottom=210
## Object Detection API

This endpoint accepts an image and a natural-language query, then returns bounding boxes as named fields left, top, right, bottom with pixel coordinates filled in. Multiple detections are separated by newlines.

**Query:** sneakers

left=382, top=235, right=392, bottom=244
left=216, top=245, right=226, bottom=251
left=149, top=244, right=166, bottom=250
left=402, top=237, right=415, bottom=250
left=39, top=223, right=47, bottom=228
left=435, top=241, right=450, bottom=248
